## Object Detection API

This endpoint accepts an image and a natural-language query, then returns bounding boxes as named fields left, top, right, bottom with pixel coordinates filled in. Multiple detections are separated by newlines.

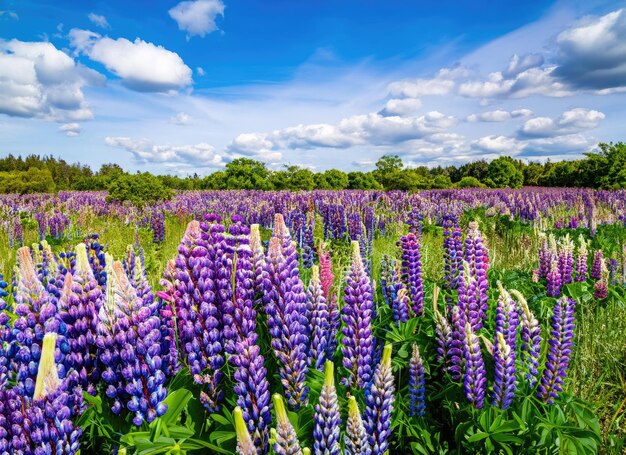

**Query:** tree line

left=0, top=142, right=624, bottom=196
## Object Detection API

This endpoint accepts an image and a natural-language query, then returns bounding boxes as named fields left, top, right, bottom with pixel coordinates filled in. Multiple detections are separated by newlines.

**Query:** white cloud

left=387, top=67, right=466, bottom=99
left=511, top=109, right=533, bottom=118
left=379, top=98, right=422, bottom=116
left=554, top=9, right=626, bottom=90
left=169, top=112, right=192, bottom=125
left=69, top=29, right=192, bottom=92
left=0, top=10, right=19, bottom=20
left=466, top=109, right=511, bottom=122
left=0, top=39, right=101, bottom=121
left=105, top=136, right=224, bottom=167
left=503, top=53, right=544, bottom=77
left=88, top=13, right=110, bottom=29
left=196, top=66, right=206, bottom=76
left=472, top=135, right=524, bottom=154
left=523, top=134, right=592, bottom=155
left=59, top=123, right=81, bottom=136
left=520, top=108, right=604, bottom=137
left=168, top=0, right=224, bottom=38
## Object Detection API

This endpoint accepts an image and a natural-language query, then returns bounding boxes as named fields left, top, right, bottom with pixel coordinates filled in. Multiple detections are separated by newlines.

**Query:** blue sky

left=1, top=0, right=625, bottom=174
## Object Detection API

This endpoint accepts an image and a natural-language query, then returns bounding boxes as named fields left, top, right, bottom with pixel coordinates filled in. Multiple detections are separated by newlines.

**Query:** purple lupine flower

left=157, top=259, right=180, bottom=376
left=302, top=213, right=315, bottom=269
left=609, top=258, right=619, bottom=285
left=264, top=214, right=309, bottom=409
left=399, top=232, right=424, bottom=316
left=538, top=238, right=551, bottom=279
left=250, top=224, right=267, bottom=299
left=308, top=266, right=330, bottom=371
left=364, top=343, right=395, bottom=455
left=443, top=214, right=463, bottom=290
left=464, top=221, right=489, bottom=323
left=594, top=280, right=608, bottom=299
left=345, top=396, right=369, bottom=455
left=538, top=297, right=576, bottom=404
left=35, top=211, right=48, bottom=240
left=273, top=394, right=304, bottom=455
left=492, top=331, right=516, bottom=409
left=0, top=273, right=9, bottom=386
left=227, top=216, right=272, bottom=453
left=381, top=256, right=409, bottom=324
left=235, top=406, right=256, bottom=455
left=447, top=305, right=465, bottom=381
left=408, top=343, right=426, bottom=417
left=546, top=257, right=562, bottom=297
left=319, top=244, right=340, bottom=359
left=341, top=240, right=375, bottom=389
left=575, top=235, right=589, bottom=282
left=590, top=250, right=604, bottom=280
left=313, top=361, right=341, bottom=455
left=11, top=247, right=58, bottom=397
left=150, top=211, right=165, bottom=243
left=457, top=260, right=481, bottom=331
left=558, top=235, right=574, bottom=285
left=173, top=220, right=224, bottom=411
left=463, top=322, right=486, bottom=409
left=511, top=290, right=541, bottom=388
left=57, top=243, right=103, bottom=395
left=433, top=290, right=452, bottom=373
left=12, top=217, right=23, bottom=246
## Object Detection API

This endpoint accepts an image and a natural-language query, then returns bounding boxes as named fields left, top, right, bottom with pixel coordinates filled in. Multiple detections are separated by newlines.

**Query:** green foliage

left=106, top=172, right=174, bottom=206
left=487, top=156, right=524, bottom=188
left=0, top=167, right=56, bottom=194
left=456, top=176, right=486, bottom=188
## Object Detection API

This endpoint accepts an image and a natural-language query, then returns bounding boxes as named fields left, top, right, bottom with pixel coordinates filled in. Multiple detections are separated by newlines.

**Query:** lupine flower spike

left=308, top=266, right=331, bottom=371
left=313, top=360, right=341, bottom=455
left=510, top=290, right=541, bottom=388
left=341, top=240, right=375, bottom=389
left=345, top=396, right=369, bottom=455
left=365, top=343, right=395, bottom=455
left=408, top=343, right=426, bottom=417
left=273, top=393, right=304, bottom=455
left=538, top=297, right=575, bottom=404
left=235, top=406, right=256, bottom=455
left=463, top=322, right=486, bottom=409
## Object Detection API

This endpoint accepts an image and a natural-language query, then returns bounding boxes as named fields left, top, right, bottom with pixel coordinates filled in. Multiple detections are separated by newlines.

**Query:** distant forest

left=0, top=142, right=624, bottom=195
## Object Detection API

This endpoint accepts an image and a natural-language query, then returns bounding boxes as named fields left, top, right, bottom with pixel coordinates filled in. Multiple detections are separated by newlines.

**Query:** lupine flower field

left=1, top=188, right=626, bottom=454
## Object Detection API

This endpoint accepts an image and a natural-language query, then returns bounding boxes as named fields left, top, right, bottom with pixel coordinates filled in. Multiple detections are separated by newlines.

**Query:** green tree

left=321, top=169, right=349, bottom=189
left=487, top=156, right=523, bottom=188
left=523, top=162, right=545, bottom=186
left=223, top=158, right=270, bottom=190
left=347, top=171, right=383, bottom=190
left=0, top=167, right=56, bottom=194
left=456, top=176, right=486, bottom=188
left=106, top=173, right=174, bottom=206
left=373, top=154, right=404, bottom=189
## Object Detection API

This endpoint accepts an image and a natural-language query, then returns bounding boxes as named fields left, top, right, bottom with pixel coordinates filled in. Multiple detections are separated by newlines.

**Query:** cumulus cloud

left=520, top=108, right=604, bottom=138
left=169, top=0, right=224, bottom=38
left=472, top=135, right=524, bottom=155
left=88, top=13, right=110, bottom=29
left=523, top=134, right=592, bottom=156
left=387, top=67, right=466, bottom=99
left=105, top=136, right=224, bottom=167
left=0, top=39, right=101, bottom=121
left=228, top=110, right=457, bottom=158
left=0, top=10, right=19, bottom=20
left=59, top=123, right=81, bottom=136
left=554, top=9, right=626, bottom=90
left=466, top=109, right=512, bottom=122
left=503, top=53, right=544, bottom=77
left=69, top=28, right=192, bottom=92
left=379, top=98, right=422, bottom=116
left=169, top=112, right=192, bottom=125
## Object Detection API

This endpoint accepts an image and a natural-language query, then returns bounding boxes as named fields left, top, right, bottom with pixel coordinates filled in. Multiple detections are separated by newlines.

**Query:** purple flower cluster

left=313, top=361, right=341, bottom=455
left=341, top=241, right=375, bottom=389
left=511, top=290, right=541, bottom=387
left=381, top=256, right=409, bottom=324
left=538, top=297, right=575, bottom=404
left=462, top=322, right=486, bottom=409
left=464, top=221, right=489, bottom=324
left=443, top=214, right=463, bottom=290
left=264, top=214, right=310, bottom=409
left=308, top=266, right=333, bottom=371
left=150, top=211, right=165, bottom=244
left=399, top=232, right=424, bottom=317
left=408, top=344, right=426, bottom=417
left=273, top=393, right=305, bottom=455
left=364, top=344, right=395, bottom=455
left=345, top=396, right=369, bottom=455
left=491, top=284, right=519, bottom=409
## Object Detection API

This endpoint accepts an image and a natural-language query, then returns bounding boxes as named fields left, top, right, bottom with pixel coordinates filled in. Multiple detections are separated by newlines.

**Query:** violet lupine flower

left=463, top=322, right=486, bottom=409
left=575, top=235, right=589, bottom=282
left=443, top=214, right=463, bottom=290
left=492, top=331, right=516, bottom=409
left=150, top=211, right=165, bottom=243
left=538, top=297, right=576, bottom=404
left=538, top=238, right=551, bottom=279
left=381, top=256, right=409, bottom=324
left=364, top=343, right=395, bottom=455
left=57, top=243, right=103, bottom=395
left=12, top=217, right=23, bottom=246
left=558, top=235, right=574, bottom=285
left=345, top=396, right=369, bottom=455
left=408, top=343, right=426, bottom=417
left=0, top=273, right=9, bottom=386
left=546, top=257, right=562, bottom=297
left=609, top=258, right=619, bottom=285
left=35, top=211, right=48, bottom=240
left=341, top=240, right=375, bottom=389
left=302, top=214, right=315, bottom=269
left=511, top=290, right=541, bottom=388
left=308, top=266, right=331, bottom=371
left=313, top=361, right=341, bottom=455
left=264, top=214, right=310, bottom=409
left=399, top=232, right=424, bottom=317
left=318, top=244, right=339, bottom=360
left=156, top=259, right=180, bottom=377
left=0, top=336, right=84, bottom=455
left=173, top=220, right=224, bottom=411
left=11, top=247, right=58, bottom=397
left=433, top=293, right=452, bottom=373
left=464, top=221, right=489, bottom=323
left=457, top=259, right=482, bottom=332
left=447, top=305, right=465, bottom=381
left=590, top=250, right=604, bottom=280
left=235, top=406, right=256, bottom=455
left=85, top=233, right=107, bottom=286
left=273, top=394, right=304, bottom=455
left=49, top=211, right=69, bottom=239
left=250, top=224, right=267, bottom=299
left=594, top=279, right=608, bottom=299
left=227, top=217, right=272, bottom=454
